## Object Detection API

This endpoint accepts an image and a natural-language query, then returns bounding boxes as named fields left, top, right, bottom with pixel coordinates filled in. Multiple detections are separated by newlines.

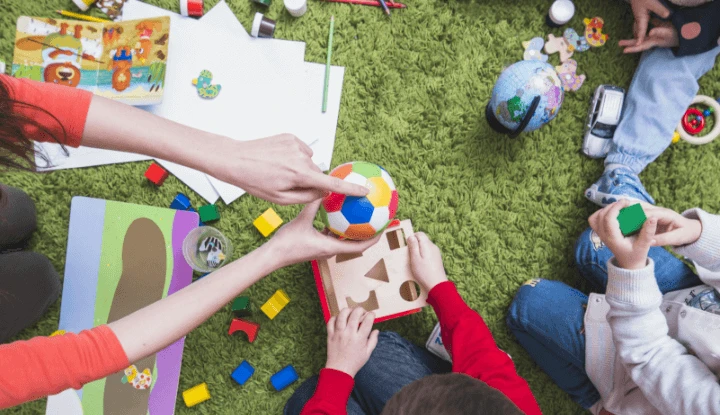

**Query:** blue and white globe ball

left=488, top=60, right=564, bottom=133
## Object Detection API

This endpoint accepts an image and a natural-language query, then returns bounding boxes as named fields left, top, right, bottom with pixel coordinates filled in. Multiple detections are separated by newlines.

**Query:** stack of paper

left=36, top=0, right=344, bottom=205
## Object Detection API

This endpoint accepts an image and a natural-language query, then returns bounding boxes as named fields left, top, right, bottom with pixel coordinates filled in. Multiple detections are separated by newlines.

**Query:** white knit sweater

left=584, top=208, right=720, bottom=415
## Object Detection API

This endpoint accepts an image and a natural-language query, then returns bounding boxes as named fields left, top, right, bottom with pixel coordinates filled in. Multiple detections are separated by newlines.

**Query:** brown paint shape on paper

left=103, top=218, right=167, bottom=415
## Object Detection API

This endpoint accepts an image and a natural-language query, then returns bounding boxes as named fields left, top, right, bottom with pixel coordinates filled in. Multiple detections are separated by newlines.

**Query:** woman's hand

left=325, top=307, right=379, bottom=378
left=268, top=199, right=381, bottom=268
left=589, top=200, right=658, bottom=270
left=407, top=232, right=448, bottom=292
left=212, top=134, right=369, bottom=205
left=641, top=203, right=702, bottom=247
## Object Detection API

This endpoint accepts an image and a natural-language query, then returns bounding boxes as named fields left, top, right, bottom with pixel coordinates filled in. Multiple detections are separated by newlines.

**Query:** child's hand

left=641, top=203, right=702, bottom=247
left=325, top=307, right=379, bottom=378
left=269, top=199, right=381, bottom=268
left=619, top=19, right=678, bottom=53
left=407, top=232, right=448, bottom=292
left=629, top=0, right=671, bottom=45
left=589, top=200, right=658, bottom=270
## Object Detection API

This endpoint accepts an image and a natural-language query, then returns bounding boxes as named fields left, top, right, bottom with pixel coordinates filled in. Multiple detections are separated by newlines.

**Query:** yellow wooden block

left=261, top=289, right=290, bottom=320
left=183, top=382, right=210, bottom=407
left=49, top=330, right=66, bottom=337
left=253, top=208, right=284, bottom=237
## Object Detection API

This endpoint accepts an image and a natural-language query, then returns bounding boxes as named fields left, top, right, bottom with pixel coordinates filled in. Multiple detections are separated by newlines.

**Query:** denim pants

left=605, top=46, right=720, bottom=174
left=284, top=331, right=452, bottom=415
left=506, top=227, right=702, bottom=409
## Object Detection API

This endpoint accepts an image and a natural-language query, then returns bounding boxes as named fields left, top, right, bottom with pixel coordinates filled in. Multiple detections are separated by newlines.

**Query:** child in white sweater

left=508, top=200, right=720, bottom=414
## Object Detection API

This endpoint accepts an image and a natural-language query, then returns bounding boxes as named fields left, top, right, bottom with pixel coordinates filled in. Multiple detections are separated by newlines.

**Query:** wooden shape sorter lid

left=312, top=219, right=428, bottom=323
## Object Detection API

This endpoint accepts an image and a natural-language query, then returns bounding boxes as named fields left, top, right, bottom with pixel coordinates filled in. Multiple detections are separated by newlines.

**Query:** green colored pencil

left=322, top=16, right=335, bottom=113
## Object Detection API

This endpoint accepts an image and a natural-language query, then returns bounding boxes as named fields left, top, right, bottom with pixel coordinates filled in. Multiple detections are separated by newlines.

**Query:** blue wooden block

left=270, top=365, right=298, bottom=391
left=170, top=193, right=192, bottom=210
left=231, top=360, right=255, bottom=386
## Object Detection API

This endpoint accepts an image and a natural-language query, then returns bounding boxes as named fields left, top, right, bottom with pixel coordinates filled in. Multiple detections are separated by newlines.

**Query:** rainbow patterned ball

left=321, top=162, right=399, bottom=240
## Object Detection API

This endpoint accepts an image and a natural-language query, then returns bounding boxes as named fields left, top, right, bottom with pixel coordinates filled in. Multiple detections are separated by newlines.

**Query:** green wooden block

left=232, top=296, right=251, bottom=317
left=618, top=203, right=647, bottom=236
left=198, top=204, right=220, bottom=222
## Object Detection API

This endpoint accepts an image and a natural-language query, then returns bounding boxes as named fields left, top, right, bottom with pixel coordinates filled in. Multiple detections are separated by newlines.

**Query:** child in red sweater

left=285, top=233, right=542, bottom=415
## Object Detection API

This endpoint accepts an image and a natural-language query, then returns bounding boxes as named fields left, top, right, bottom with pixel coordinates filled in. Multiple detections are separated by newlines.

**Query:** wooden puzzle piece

left=584, top=17, right=609, bottom=47
left=522, top=37, right=548, bottom=62
left=192, top=69, right=221, bottom=99
left=555, top=59, right=586, bottom=92
left=563, top=28, right=589, bottom=53
left=544, top=34, right=573, bottom=62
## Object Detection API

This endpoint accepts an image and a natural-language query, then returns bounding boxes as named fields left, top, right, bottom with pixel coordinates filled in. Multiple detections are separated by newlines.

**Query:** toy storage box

left=311, top=220, right=428, bottom=323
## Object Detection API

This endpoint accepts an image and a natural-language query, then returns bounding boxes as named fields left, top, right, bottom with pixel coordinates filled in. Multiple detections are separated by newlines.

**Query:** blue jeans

left=284, top=331, right=451, bottom=415
left=506, top=227, right=702, bottom=409
left=605, top=46, right=720, bottom=174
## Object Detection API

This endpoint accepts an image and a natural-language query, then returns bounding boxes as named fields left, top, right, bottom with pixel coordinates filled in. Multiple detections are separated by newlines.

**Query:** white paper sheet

left=126, top=0, right=317, bottom=203
left=121, top=1, right=344, bottom=204
left=200, top=5, right=345, bottom=203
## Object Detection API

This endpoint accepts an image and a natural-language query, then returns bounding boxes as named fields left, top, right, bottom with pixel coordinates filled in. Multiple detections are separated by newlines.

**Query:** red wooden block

left=145, top=163, right=169, bottom=186
left=228, top=318, right=260, bottom=343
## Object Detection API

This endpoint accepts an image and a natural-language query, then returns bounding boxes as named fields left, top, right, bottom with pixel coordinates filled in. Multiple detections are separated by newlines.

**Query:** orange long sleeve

left=1, top=74, right=92, bottom=148
left=0, top=325, right=129, bottom=409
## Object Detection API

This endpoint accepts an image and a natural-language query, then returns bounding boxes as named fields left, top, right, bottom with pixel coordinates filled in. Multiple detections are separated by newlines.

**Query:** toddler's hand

left=325, top=307, right=379, bottom=378
left=407, top=232, right=448, bottom=292
left=589, top=200, right=658, bottom=270
left=641, top=203, right=702, bottom=247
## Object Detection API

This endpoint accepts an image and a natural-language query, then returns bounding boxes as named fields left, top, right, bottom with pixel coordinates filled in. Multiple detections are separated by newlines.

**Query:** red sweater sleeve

left=300, top=368, right=354, bottom=415
left=0, top=325, right=129, bottom=409
left=1, top=74, right=92, bottom=147
left=428, top=281, right=542, bottom=415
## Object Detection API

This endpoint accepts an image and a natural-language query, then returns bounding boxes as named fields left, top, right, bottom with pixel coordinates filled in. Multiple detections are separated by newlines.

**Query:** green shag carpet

left=2, top=0, right=720, bottom=413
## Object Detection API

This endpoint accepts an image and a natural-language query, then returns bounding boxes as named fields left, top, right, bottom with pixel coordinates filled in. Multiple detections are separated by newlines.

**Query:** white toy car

left=583, top=85, right=625, bottom=158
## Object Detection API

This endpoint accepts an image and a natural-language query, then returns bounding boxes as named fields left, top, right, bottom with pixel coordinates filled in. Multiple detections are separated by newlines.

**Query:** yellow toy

left=49, top=330, right=66, bottom=337
left=672, top=131, right=681, bottom=144
left=253, top=208, right=283, bottom=237
left=261, top=289, right=290, bottom=320
left=183, top=383, right=211, bottom=407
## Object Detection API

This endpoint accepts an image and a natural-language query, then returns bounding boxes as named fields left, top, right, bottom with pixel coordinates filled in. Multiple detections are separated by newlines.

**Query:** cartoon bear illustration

left=42, top=23, right=83, bottom=87
left=111, top=46, right=133, bottom=91
left=133, top=20, right=163, bottom=65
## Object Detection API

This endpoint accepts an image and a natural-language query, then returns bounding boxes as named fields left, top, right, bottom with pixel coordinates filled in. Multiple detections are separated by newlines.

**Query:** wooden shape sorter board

left=46, top=197, right=198, bottom=415
left=312, top=220, right=428, bottom=323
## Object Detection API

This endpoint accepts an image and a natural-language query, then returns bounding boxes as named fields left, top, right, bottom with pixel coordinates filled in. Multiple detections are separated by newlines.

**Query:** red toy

left=228, top=318, right=260, bottom=343
left=144, top=162, right=169, bottom=186
left=682, top=108, right=705, bottom=135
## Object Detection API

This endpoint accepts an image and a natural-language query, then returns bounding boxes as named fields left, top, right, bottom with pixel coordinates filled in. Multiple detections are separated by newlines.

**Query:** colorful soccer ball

left=321, top=162, right=399, bottom=240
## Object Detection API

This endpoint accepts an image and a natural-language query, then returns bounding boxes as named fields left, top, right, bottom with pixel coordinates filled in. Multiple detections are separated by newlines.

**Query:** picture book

left=12, top=16, right=170, bottom=106
left=46, top=197, right=197, bottom=414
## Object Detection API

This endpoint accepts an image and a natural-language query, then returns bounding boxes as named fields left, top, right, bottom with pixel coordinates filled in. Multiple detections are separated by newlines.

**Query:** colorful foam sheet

left=46, top=197, right=198, bottom=415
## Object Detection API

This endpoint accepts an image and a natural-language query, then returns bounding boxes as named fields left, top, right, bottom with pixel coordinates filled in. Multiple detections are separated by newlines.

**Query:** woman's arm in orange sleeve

left=2, top=74, right=91, bottom=148
left=0, top=325, right=129, bottom=409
